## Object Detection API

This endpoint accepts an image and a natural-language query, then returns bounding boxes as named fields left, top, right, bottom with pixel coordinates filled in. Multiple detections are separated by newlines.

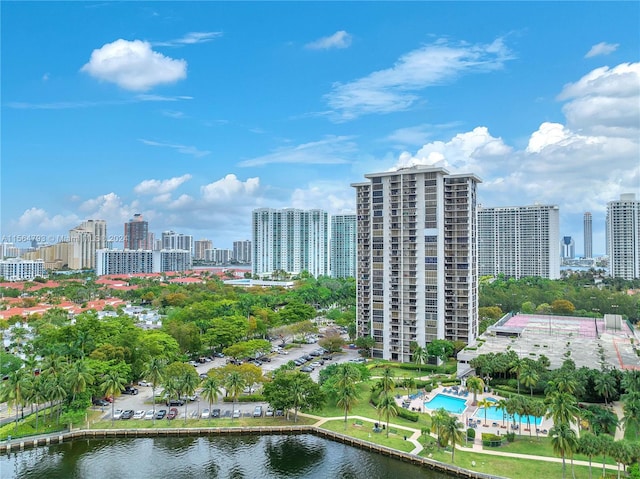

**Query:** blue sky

left=2, top=1, right=638, bottom=255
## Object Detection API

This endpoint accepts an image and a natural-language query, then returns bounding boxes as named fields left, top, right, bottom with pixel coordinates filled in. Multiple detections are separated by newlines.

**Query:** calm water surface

left=0, top=434, right=454, bottom=479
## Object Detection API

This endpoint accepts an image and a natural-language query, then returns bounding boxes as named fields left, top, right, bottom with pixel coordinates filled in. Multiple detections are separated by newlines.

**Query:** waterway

left=0, top=434, right=454, bottom=479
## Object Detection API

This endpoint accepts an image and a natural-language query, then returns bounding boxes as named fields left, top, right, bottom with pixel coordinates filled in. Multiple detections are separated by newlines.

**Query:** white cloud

left=7, top=94, right=192, bottom=110
left=237, top=136, right=356, bottom=167
left=558, top=62, right=640, bottom=137
left=134, top=174, right=192, bottom=195
left=585, top=42, right=619, bottom=58
left=201, top=174, right=260, bottom=202
left=14, top=208, right=79, bottom=232
left=139, top=139, right=210, bottom=158
left=325, top=38, right=513, bottom=120
left=291, top=181, right=355, bottom=214
left=153, top=31, right=222, bottom=47
left=81, top=39, right=187, bottom=91
left=305, top=31, right=352, bottom=50
left=162, top=110, right=186, bottom=119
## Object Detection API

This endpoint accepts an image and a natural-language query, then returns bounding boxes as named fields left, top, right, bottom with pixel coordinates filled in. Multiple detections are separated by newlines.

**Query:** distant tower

left=583, top=212, right=592, bottom=258
left=124, top=214, right=149, bottom=250
left=561, top=236, right=575, bottom=259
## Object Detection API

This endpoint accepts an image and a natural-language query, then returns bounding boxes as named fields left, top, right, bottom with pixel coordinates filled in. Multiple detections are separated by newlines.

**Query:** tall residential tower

left=606, top=194, right=640, bottom=280
left=352, top=166, right=480, bottom=362
left=124, top=214, right=150, bottom=250
left=478, top=204, right=560, bottom=279
left=330, top=214, right=357, bottom=279
left=583, top=212, right=593, bottom=258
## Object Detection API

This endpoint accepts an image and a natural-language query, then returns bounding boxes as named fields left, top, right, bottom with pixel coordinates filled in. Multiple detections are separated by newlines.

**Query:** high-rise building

left=583, top=212, right=593, bottom=258
left=606, top=193, right=640, bottom=280
left=352, top=166, right=480, bottom=362
left=0, top=258, right=45, bottom=281
left=252, top=208, right=329, bottom=278
left=161, top=230, right=193, bottom=255
left=68, top=219, right=107, bottom=269
left=330, top=214, right=357, bottom=278
left=233, top=240, right=252, bottom=264
left=561, top=236, right=575, bottom=259
left=478, top=204, right=560, bottom=279
left=124, top=214, right=149, bottom=250
left=194, top=239, right=213, bottom=260
left=205, top=248, right=233, bottom=264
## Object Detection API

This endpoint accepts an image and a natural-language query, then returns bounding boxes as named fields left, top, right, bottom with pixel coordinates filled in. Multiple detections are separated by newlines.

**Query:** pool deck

left=395, top=386, right=554, bottom=438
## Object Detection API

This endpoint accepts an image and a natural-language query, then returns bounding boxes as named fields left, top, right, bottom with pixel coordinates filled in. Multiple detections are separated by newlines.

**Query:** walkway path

left=612, top=401, right=625, bottom=440
left=297, top=411, right=619, bottom=472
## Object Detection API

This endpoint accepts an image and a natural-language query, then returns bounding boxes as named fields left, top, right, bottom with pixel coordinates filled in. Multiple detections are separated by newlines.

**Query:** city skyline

left=2, top=2, right=639, bottom=254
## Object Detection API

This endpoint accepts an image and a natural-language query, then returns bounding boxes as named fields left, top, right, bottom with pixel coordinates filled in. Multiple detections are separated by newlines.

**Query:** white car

left=137, top=380, right=152, bottom=387
left=201, top=408, right=210, bottom=419
left=144, top=410, right=155, bottom=420
left=132, top=410, right=146, bottom=419
left=112, top=409, right=123, bottom=420
left=232, top=410, right=241, bottom=419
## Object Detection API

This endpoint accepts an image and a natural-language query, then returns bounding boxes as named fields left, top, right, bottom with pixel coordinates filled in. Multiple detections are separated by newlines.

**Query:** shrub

left=481, top=432, right=503, bottom=447
left=397, top=408, right=419, bottom=422
left=467, top=428, right=476, bottom=439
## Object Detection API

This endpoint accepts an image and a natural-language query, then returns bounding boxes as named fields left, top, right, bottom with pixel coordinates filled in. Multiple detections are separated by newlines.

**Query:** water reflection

left=264, top=435, right=325, bottom=475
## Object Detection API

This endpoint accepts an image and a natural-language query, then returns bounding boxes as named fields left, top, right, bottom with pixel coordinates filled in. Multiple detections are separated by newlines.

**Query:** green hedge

left=396, top=408, right=420, bottom=423
left=481, top=432, right=504, bottom=447
left=223, top=394, right=265, bottom=403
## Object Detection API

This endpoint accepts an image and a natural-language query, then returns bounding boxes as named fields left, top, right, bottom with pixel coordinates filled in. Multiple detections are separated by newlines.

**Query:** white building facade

left=95, top=249, right=192, bottom=276
left=607, top=193, right=640, bottom=280
left=352, top=166, right=480, bottom=362
left=232, top=240, right=252, bottom=264
left=330, top=214, right=357, bottom=278
left=252, top=208, right=329, bottom=278
left=0, top=258, right=46, bottom=281
left=68, top=219, right=107, bottom=270
left=161, top=231, right=193, bottom=255
left=478, top=204, right=560, bottom=279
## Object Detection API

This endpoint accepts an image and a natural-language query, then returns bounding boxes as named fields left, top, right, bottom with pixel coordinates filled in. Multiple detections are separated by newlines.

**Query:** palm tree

left=620, top=391, right=640, bottom=441
left=30, top=375, right=48, bottom=433
left=100, top=370, right=127, bottom=426
left=577, top=432, right=600, bottom=479
left=401, top=375, right=416, bottom=397
left=224, top=371, right=246, bottom=422
left=143, top=358, right=166, bottom=424
left=495, top=398, right=508, bottom=428
left=179, top=370, right=200, bottom=425
left=594, top=372, right=617, bottom=406
left=0, top=369, right=30, bottom=434
left=413, top=346, right=428, bottom=374
left=546, top=391, right=580, bottom=429
left=466, top=376, right=484, bottom=406
left=610, top=440, right=631, bottom=479
left=549, top=422, right=578, bottom=479
left=531, top=399, right=547, bottom=440
left=477, top=398, right=493, bottom=426
left=520, top=365, right=539, bottom=397
left=201, top=376, right=222, bottom=424
left=335, top=364, right=361, bottom=427
left=377, top=366, right=395, bottom=396
left=65, top=359, right=94, bottom=402
left=598, top=433, right=614, bottom=479
left=47, top=375, right=68, bottom=425
left=431, top=408, right=449, bottom=448
left=439, top=413, right=465, bottom=464
left=377, top=392, right=398, bottom=437
left=509, top=356, right=525, bottom=395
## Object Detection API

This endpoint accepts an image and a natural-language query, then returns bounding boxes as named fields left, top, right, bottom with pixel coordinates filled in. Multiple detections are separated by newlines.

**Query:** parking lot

left=95, top=338, right=362, bottom=422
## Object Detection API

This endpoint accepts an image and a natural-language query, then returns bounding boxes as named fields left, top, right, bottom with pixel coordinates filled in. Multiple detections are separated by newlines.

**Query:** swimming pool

left=423, top=394, right=468, bottom=414
left=473, top=399, right=543, bottom=426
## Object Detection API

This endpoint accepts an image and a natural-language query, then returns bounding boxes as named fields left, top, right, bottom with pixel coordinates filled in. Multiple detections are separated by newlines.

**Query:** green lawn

left=368, top=366, right=432, bottom=379
left=498, top=435, right=617, bottom=465
left=319, top=419, right=415, bottom=453
left=91, top=415, right=316, bottom=429
left=423, top=446, right=614, bottom=479
left=623, top=421, right=639, bottom=442
left=0, top=408, right=68, bottom=440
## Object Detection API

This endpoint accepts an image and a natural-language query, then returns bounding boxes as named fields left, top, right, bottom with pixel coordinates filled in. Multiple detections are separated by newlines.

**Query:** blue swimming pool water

left=473, top=399, right=543, bottom=426
left=424, top=394, right=467, bottom=414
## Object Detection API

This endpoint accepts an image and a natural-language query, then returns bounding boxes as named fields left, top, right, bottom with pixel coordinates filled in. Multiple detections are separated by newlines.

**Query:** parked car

left=137, top=380, right=152, bottom=387
left=123, top=386, right=139, bottom=395
left=232, top=409, right=241, bottom=419
left=155, top=409, right=167, bottom=419
left=92, top=398, right=109, bottom=406
left=201, top=408, right=210, bottom=419
left=166, top=398, right=185, bottom=406
left=275, top=409, right=284, bottom=417
left=265, top=408, right=274, bottom=417
left=132, top=410, right=146, bottom=419
left=167, top=407, right=178, bottom=420
left=300, top=366, right=313, bottom=373
left=144, top=410, right=155, bottom=420
left=253, top=406, right=263, bottom=418
left=214, top=352, right=225, bottom=358
left=112, top=409, right=124, bottom=420
left=120, top=410, right=135, bottom=420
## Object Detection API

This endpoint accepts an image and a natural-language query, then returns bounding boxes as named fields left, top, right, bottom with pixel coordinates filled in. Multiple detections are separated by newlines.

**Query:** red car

left=167, top=407, right=179, bottom=420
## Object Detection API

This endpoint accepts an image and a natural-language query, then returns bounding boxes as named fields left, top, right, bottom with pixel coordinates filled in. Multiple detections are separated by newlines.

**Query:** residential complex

left=205, top=248, right=232, bottom=264
left=68, top=219, right=107, bottom=269
left=330, top=214, right=357, bottom=279
left=161, top=230, right=193, bottom=254
left=233, top=240, right=252, bottom=264
left=252, top=208, right=329, bottom=278
left=583, top=212, right=592, bottom=259
left=194, top=239, right=213, bottom=260
left=95, top=249, right=192, bottom=276
left=352, top=166, right=481, bottom=362
left=607, top=193, right=640, bottom=280
left=0, top=257, right=46, bottom=281
left=478, top=204, right=560, bottom=280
